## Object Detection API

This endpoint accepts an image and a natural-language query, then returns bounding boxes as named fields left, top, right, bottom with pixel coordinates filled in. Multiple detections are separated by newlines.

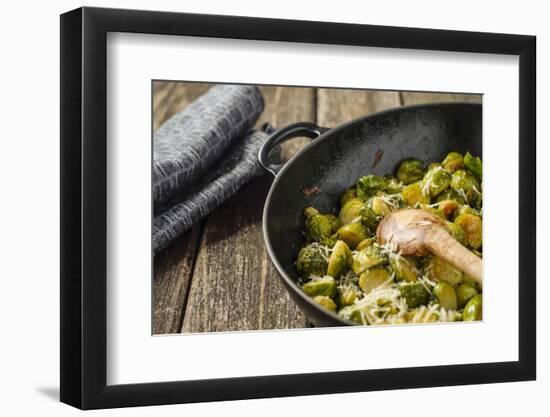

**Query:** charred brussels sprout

left=425, top=256, right=463, bottom=286
left=456, top=283, right=479, bottom=308
left=455, top=213, right=482, bottom=250
left=327, top=240, right=352, bottom=278
left=399, top=283, right=431, bottom=309
left=446, top=221, right=466, bottom=245
left=450, top=169, right=481, bottom=207
left=437, top=199, right=460, bottom=219
left=434, top=281, right=458, bottom=310
left=463, top=294, right=482, bottom=321
left=396, top=158, right=425, bottom=185
left=421, top=166, right=452, bottom=197
left=313, top=295, right=337, bottom=312
left=402, top=181, right=430, bottom=207
left=464, top=152, right=482, bottom=179
left=339, top=198, right=364, bottom=225
left=296, top=244, right=328, bottom=277
left=359, top=268, right=391, bottom=294
left=302, top=276, right=336, bottom=297
left=442, top=151, right=465, bottom=173
left=337, top=223, right=368, bottom=249
left=356, top=175, right=387, bottom=201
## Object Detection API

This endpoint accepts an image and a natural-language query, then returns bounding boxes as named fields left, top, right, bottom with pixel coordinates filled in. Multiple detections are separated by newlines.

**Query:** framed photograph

left=60, top=6, right=536, bottom=409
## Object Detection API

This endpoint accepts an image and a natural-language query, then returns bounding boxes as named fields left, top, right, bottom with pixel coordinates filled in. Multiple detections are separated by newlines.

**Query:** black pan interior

left=263, top=103, right=482, bottom=324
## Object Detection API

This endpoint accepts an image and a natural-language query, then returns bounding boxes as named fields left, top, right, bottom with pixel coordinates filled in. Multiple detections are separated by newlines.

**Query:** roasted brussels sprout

left=336, top=223, right=368, bottom=249
left=456, top=205, right=479, bottom=217
left=368, top=196, right=392, bottom=217
left=390, top=255, right=418, bottom=282
left=338, top=285, right=358, bottom=306
left=338, top=305, right=364, bottom=325
left=399, top=283, right=431, bottom=309
left=313, top=295, right=337, bottom=312
left=360, top=204, right=379, bottom=231
left=455, top=213, right=482, bottom=250
left=327, top=240, right=352, bottom=278
left=302, top=275, right=337, bottom=297
left=402, top=181, right=430, bottom=207
left=464, top=151, right=482, bottom=179
left=456, top=283, right=479, bottom=308
left=305, top=213, right=335, bottom=242
left=421, top=166, right=452, bottom=197
left=385, top=177, right=404, bottom=194
left=340, top=188, right=357, bottom=207
left=435, top=188, right=466, bottom=205
left=352, top=244, right=386, bottom=275
left=434, top=281, right=458, bottom=310
left=425, top=256, right=463, bottom=286
left=339, top=198, right=364, bottom=225
left=359, top=267, right=391, bottom=294
left=450, top=169, right=481, bottom=207
left=356, top=175, right=387, bottom=201
left=296, top=244, right=328, bottom=277
left=437, top=199, right=460, bottom=219
left=356, top=237, right=375, bottom=251
left=396, top=158, right=425, bottom=185
left=442, top=151, right=464, bottom=173
left=463, top=294, right=482, bottom=321
left=446, top=221, right=466, bottom=245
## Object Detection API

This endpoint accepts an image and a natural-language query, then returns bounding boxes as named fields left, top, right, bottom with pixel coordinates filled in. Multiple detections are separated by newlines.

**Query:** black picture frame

left=60, top=6, right=536, bottom=410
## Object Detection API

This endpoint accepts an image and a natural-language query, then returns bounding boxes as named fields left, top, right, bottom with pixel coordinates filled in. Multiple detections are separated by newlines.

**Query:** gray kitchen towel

left=153, top=84, right=264, bottom=206
left=153, top=129, right=269, bottom=253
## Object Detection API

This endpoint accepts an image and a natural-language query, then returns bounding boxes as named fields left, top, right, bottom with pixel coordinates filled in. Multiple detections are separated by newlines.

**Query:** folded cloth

left=153, top=84, right=264, bottom=206
left=153, top=129, right=269, bottom=253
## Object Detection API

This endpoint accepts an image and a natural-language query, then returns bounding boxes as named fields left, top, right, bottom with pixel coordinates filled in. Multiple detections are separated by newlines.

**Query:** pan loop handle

left=258, top=122, right=330, bottom=176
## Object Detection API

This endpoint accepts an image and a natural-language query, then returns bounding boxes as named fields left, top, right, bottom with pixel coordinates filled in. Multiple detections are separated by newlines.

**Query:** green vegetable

left=426, top=256, right=463, bottom=286
left=442, top=151, right=464, bottom=173
left=399, top=283, right=431, bottom=309
left=313, top=295, right=337, bottom=312
left=327, top=241, right=352, bottom=278
left=421, top=166, right=452, bottom=197
left=358, top=268, right=391, bottom=294
left=402, top=181, right=430, bottom=207
left=336, top=223, right=368, bottom=249
left=434, top=282, right=458, bottom=310
left=463, top=294, right=482, bottom=321
left=456, top=283, right=479, bottom=308
left=296, top=244, right=328, bottom=277
left=396, top=158, right=425, bottom=185
left=356, top=175, right=387, bottom=201
left=302, top=276, right=336, bottom=297
left=464, top=152, right=482, bottom=179
left=339, top=198, right=364, bottom=225
left=455, top=213, right=482, bottom=250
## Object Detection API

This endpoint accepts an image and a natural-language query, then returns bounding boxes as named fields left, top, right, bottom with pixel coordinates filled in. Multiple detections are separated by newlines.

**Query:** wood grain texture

left=181, top=86, right=313, bottom=333
left=400, top=91, right=482, bottom=105
left=317, top=89, right=401, bottom=125
left=153, top=227, right=202, bottom=334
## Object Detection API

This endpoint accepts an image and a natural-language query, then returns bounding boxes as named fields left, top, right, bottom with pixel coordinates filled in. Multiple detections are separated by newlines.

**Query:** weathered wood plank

left=400, top=91, right=482, bottom=105
left=317, top=89, right=402, bottom=125
left=182, top=87, right=314, bottom=333
left=152, top=81, right=211, bottom=130
left=153, top=227, right=202, bottom=334
left=152, top=82, right=209, bottom=334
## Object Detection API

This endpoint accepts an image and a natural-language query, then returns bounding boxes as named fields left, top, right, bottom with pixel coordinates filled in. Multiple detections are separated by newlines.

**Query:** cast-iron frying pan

left=259, top=103, right=482, bottom=327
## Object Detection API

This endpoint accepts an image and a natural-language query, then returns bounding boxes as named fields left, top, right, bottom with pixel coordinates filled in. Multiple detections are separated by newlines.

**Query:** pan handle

left=258, top=122, right=330, bottom=176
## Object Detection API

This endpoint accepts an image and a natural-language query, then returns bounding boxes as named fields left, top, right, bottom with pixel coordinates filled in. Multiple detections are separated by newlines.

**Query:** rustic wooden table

left=152, top=82, right=481, bottom=334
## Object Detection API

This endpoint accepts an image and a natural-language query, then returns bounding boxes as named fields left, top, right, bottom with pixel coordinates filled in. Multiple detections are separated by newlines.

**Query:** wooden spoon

left=376, top=208, right=482, bottom=286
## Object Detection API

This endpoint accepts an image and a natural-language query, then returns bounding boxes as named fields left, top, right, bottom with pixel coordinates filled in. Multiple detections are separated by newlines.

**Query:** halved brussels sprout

left=313, top=295, right=337, bottom=312
left=327, top=240, right=352, bottom=278
left=336, top=223, right=368, bottom=249
left=360, top=204, right=380, bottom=231
left=421, top=166, right=452, bottom=197
left=464, top=152, right=482, bottom=179
left=390, top=255, right=418, bottom=282
left=437, top=199, right=460, bottom=219
left=305, top=213, right=336, bottom=242
left=463, top=294, right=482, bottom=321
left=302, top=275, right=337, bottom=297
left=402, top=181, right=430, bottom=207
left=352, top=245, right=386, bottom=275
left=396, top=158, right=425, bottom=185
left=338, top=285, right=358, bottom=306
left=435, top=188, right=466, bottom=205
left=369, top=196, right=393, bottom=217
left=442, top=151, right=465, bottom=173
left=434, top=281, right=458, bottom=310
left=339, top=198, right=364, bottom=225
left=446, top=221, right=466, bottom=245
left=356, top=237, right=375, bottom=251
left=450, top=169, right=481, bottom=207
left=456, top=283, right=479, bottom=308
left=455, top=213, right=482, bottom=250
left=425, top=256, right=463, bottom=286
left=358, top=267, right=391, bottom=294
left=296, top=244, right=328, bottom=277
left=340, top=188, right=357, bottom=207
